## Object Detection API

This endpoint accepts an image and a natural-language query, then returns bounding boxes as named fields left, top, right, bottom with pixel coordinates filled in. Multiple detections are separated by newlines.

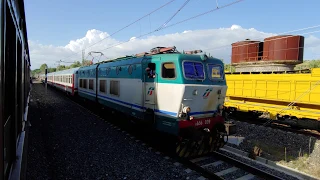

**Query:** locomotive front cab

left=139, top=47, right=228, bottom=157
left=175, top=54, right=228, bottom=157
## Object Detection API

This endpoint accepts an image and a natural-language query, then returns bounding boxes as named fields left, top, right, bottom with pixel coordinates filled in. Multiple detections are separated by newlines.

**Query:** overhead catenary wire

left=94, top=0, right=245, bottom=56
left=157, top=0, right=244, bottom=31
left=155, top=0, right=192, bottom=31
left=59, top=0, right=177, bottom=61
left=63, top=0, right=244, bottom=62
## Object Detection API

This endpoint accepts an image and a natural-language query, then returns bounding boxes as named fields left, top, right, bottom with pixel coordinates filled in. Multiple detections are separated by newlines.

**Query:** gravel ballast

left=226, top=120, right=320, bottom=178
left=26, top=83, right=205, bottom=180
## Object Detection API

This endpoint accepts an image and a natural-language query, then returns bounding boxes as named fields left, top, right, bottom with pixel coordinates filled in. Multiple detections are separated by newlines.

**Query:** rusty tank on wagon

left=231, top=39, right=263, bottom=65
left=262, top=35, right=304, bottom=64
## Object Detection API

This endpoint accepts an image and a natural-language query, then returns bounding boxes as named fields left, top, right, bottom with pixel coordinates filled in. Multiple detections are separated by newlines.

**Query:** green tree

left=294, top=59, right=320, bottom=70
left=31, top=69, right=41, bottom=78
left=224, top=64, right=235, bottom=73
left=56, top=65, right=66, bottom=71
left=40, top=63, right=48, bottom=73
left=70, top=61, right=82, bottom=68
left=48, top=67, right=56, bottom=73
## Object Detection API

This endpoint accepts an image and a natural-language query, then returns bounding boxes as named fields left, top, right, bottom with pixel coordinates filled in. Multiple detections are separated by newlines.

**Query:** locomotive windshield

left=207, top=64, right=223, bottom=80
left=183, top=61, right=205, bottom=80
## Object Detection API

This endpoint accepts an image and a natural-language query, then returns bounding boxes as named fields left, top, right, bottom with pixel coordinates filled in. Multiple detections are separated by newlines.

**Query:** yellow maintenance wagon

left=224, top=68, right=320, bottom=130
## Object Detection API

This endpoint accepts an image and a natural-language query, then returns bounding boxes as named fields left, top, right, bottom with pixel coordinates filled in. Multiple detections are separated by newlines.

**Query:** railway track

left=44, top=83, right=304, bottom=180
left=182, top=150, right=284, bottom=180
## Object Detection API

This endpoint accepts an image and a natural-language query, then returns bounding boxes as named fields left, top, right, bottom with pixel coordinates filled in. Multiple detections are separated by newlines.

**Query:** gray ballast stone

left=26, top=84, right=204, bottom=180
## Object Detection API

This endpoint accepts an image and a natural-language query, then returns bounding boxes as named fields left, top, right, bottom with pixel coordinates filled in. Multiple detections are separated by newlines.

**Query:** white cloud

left=28, top=25, right=320, bottom=70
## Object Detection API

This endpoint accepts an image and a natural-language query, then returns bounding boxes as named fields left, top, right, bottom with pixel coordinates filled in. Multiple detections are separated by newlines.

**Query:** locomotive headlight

left=193, top=90, right=198, bottom=95
left=182, top=106, right=191, bottom=113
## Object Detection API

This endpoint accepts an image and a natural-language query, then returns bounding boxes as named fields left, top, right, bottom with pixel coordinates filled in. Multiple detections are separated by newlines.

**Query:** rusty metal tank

left=262, top=35, right=304, bottom=63
left=231, top=39, right=263, bottom=64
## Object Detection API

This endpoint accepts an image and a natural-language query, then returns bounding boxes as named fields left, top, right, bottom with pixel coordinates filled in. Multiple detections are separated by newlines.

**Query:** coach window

left=110, top=80, right=119, bottom=96
left=80, top=79, right=83, bottom=88
left=100, top=80, right=107, bottom=93
left=89, top=79, right=94, bottom=90
left=162, top=62, right=176, bottom=79
left=83, top=79, right=87, bottom=89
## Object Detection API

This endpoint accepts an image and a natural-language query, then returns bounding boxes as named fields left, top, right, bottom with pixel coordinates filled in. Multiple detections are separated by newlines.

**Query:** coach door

left=142, top=59, right=158, bottom=111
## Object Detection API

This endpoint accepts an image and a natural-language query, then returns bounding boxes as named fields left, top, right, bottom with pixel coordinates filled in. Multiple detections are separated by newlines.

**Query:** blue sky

left=25, top=0, right=320, bottom=45
left=24, top=0, right=320, bottom=69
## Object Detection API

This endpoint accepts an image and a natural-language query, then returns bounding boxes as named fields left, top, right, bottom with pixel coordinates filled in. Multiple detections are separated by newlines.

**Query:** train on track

left=1, top=0, right=31, bottom=179
left=40, top=46, right=230, bottom=158
left=224, top=35, right=320, bottom=131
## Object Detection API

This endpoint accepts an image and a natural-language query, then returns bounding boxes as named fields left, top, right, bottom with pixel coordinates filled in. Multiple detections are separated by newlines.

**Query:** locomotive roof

left=78, top=53, right=223, bottom=71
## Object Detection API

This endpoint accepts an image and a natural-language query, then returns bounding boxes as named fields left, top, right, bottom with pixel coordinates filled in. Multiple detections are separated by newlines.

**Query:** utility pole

left=82, top=49, right=85, bottom=65
left=45, top=68, right=48, bottom=92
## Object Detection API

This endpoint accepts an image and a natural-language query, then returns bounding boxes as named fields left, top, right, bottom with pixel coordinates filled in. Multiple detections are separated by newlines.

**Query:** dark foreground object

left=26, top=83, right=204, bottom=180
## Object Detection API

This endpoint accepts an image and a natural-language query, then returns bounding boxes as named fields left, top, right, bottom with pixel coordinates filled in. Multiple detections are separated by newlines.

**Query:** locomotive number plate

left=195, top=119, right=211, bottom=126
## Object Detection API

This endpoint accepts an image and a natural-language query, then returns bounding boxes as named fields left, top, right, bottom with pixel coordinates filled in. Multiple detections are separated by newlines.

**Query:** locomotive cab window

left=146, top=63, right=156, bottom=78
left=207, top=64, right=223, bottom=80
left=183, top=61, right=205, bottom=80
left=162, top=62, right=176, bottom=79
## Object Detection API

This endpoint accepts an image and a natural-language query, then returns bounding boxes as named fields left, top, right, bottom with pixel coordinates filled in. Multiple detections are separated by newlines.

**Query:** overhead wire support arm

left=88, top=51, right=105, bottom=63
left=58, top=59, right=76, bottom=64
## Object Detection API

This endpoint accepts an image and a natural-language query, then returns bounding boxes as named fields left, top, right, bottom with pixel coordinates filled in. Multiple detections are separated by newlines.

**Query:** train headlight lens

left=183, top=106, right=191, bottom=113
left=193, top=90, right=198, bottom=95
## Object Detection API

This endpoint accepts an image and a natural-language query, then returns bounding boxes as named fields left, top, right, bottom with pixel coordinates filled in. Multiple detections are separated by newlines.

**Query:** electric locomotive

left=42, top=46, right=229, bottom=157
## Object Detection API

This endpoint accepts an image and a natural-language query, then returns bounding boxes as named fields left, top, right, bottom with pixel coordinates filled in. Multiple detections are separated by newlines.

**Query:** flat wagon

left=224, top=68, right=320, bottom=130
